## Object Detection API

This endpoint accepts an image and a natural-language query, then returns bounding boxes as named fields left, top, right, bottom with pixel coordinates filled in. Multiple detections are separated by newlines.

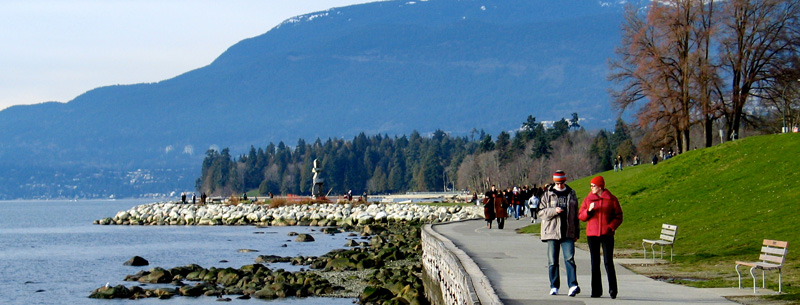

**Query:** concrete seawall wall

left=421, top=222, right=502, bottom=305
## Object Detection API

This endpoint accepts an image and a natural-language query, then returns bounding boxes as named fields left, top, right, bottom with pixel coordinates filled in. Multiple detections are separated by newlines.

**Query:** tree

left=569, top=113, right=581, bottom=130
left=695, top=0, right=723, bottom=147
left=479, top=134, right=495, bottom=152
left=718, top=0, right=800, bottom=138
left=609, top=1, right=708, bottom=153
left=590, top=130, right=613, bottom=171
left=367, top=166, right=388, bottom=193
left=495, top=131, right=511, bottom=163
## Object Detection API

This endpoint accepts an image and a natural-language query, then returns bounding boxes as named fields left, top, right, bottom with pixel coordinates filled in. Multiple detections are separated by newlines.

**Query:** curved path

left=431, top=218, right=742, bottom=305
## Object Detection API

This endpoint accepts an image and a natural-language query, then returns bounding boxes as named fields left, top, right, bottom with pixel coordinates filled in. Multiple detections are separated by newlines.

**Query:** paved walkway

left=431, top=218, right=756, bottom=305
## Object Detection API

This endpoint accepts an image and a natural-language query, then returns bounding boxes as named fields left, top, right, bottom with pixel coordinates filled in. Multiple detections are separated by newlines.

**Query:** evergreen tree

left=479, top=134, right=495, bottom=152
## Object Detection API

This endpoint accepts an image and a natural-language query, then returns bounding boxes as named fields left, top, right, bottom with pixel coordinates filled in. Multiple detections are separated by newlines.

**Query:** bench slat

left=759, top=253, right=786, bottom=264
left=737, top=261, right=782, bottom=270
left=662, top=224, right=678, bottom=230
left=761, top=246, right=788, bottom=256
left=660, top=234, right=675, bottom=241
left=661, top=229, right=677, bottom=235
left=764, top=240, right=788, bottom=248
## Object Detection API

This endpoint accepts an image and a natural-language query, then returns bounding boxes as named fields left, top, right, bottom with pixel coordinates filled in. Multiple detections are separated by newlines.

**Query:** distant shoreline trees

left=195, top=114, right=637, bottom=197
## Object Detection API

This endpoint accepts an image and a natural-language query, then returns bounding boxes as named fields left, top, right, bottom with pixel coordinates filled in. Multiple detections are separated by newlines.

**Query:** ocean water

left=0, top=199, right=360, bottom=305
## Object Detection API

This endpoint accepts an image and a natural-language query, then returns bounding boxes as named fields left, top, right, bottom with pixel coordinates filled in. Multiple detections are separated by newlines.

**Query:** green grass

left=524, top=133, right=800, bottom=295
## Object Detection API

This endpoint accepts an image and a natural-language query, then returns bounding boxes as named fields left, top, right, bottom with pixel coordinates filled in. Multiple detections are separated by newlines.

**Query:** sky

left=0, top=0, right=378, bottom=111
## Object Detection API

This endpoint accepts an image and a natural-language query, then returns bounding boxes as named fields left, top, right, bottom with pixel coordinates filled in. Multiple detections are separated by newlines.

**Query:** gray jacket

left=537, top=185, right=580, bottom=241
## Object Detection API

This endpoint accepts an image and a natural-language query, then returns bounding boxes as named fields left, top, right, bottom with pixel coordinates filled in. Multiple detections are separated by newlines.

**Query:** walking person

left=538, top=170, right=581, bottom=297
left=495, top=187, right=508, bottom=229
left=483, top=185, right=498, bottom=229
left=579, top=176, right=623, bottom=299
left=528, top=184, right=541, bottom=223
left=512, top=187, right=523, bottom=220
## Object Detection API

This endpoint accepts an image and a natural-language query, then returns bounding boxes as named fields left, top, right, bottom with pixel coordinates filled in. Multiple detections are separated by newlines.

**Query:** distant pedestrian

left=538, top=170, right=581, bottom=297
left=181, top=192, right=186, bottom=204
left=511, top=187, right=522, bottom=220
left=652, top=154, right=658, bottom=165
left=579, top=176, right=623, bottom=299
left=494, top=188, right=508, bottom=229
left=191, top=193, right=196, bottom=205
left=528, top=184, right=541, bottom=223
left=483, top=185, right=499, bottom=228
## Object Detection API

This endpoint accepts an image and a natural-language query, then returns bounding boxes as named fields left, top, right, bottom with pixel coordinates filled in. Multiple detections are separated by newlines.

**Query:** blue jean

left=547, top=238, right=578, bottom=289
left=514, top=205, right=524, bottom=218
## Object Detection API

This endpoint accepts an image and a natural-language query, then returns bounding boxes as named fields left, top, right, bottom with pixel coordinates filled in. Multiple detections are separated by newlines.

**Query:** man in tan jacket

left=537, top=170, right=581, bottom=297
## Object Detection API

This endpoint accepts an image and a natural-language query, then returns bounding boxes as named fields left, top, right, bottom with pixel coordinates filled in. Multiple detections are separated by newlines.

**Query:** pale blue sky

left=0, top=0, right=377, bottom=111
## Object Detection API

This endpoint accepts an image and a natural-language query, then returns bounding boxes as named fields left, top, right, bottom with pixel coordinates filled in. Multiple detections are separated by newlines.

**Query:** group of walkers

left=482, top=170, right=624, bottom=299
left=480, top=184, right=545, bottom=229
left=180, top=192, right=208, bottom=204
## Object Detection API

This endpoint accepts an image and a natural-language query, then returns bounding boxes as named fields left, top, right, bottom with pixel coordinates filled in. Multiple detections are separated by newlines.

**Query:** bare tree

left=610, top=1, right=714, bottom=153
left=718, top=0, right=800, bottom=137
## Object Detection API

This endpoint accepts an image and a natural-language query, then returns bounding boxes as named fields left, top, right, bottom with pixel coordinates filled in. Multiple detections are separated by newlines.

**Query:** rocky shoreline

left=94, top=201, right=483, bottom=226
left=90, top=202, right=482, bottom=304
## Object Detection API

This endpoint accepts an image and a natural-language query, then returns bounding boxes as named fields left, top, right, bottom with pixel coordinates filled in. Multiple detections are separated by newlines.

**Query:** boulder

left=294, top=234, right=315, bottom=242
left=324, top=257, right=355, bottom=271
left=356, top=258, right=377, bottom=270
left=138, top=267, right=172, bottom=284
left=254, top=286, right=277, bottom=299
left=179, top=284, right=206, bottom=297
left=153, top=287, right=176, bottom=299
left=255, top=255, right=289, bottom=264
left=269, top=282, right=296, bottom=298
left=321, top=227, right=341, bottom=234
left=89, top=285, right=131, bottom=299
left=360, top=286, right=394, bottom=303
left=123, top=256, right=149, bottom=266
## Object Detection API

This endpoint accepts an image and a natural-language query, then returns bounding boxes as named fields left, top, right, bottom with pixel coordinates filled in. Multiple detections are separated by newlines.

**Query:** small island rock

left=123, top=256, right=149, bottom=266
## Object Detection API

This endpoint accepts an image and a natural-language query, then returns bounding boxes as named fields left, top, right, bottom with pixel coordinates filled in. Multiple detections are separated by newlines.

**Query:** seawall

left=421, top=222, right=502, bottom=305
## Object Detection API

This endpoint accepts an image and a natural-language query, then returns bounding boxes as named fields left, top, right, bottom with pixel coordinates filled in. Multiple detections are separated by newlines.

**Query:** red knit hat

left=590, top=176, right=605, bottom=188
left=553, top=170, right=567, bottom=183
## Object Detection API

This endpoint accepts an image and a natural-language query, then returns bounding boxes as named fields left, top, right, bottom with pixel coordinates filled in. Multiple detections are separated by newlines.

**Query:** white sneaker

left=550, top=288, right=558, bottom=295
left=568, top=286, right=581, bottom=297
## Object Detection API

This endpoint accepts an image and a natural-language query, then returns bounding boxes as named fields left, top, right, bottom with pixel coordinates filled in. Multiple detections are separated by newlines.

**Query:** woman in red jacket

left=578, top=176, right=623, bottom=299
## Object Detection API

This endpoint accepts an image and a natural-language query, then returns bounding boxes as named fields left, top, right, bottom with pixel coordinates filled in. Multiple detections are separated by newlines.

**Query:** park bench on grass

left=735, top=239, right=788, bottom=293
left=642, top=224, right=678, bottom=262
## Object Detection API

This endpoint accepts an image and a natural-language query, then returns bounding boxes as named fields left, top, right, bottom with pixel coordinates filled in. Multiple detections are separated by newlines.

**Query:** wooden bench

left=735, top=239, right=788, bottom=293
left=642, top=224, right=678, bottom=262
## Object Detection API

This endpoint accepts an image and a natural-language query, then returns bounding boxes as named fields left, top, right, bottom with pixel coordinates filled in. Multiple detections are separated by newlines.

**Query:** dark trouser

left=496, top=217, right=505, bottom=229
left=587, top=235, right=617, bottom=297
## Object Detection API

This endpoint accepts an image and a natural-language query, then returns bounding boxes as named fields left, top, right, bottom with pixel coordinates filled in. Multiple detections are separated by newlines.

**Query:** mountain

left=0, top=0, right=627, bottom=199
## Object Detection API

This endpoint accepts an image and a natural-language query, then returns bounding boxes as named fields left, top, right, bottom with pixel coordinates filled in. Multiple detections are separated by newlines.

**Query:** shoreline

left=95, top=201, right=483, bottom=227
left=90, top=201, right=481, bottom=303
left=91, top=222, right=434, bottom=304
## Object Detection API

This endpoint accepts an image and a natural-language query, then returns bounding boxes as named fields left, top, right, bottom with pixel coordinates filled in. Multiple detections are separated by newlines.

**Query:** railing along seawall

left=421, top=222, right=502, bottom=305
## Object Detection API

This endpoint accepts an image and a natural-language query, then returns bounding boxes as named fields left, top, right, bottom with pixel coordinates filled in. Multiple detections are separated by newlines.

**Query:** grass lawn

left=519, top=133, right=800, bottom=301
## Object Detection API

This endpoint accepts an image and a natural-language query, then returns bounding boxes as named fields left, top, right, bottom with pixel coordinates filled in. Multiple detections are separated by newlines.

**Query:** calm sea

left=0, top=199, right=359, bottom=305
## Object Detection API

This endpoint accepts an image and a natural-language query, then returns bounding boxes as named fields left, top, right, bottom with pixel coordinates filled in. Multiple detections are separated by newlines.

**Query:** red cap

left=590, top=176, right=605, bottom=188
